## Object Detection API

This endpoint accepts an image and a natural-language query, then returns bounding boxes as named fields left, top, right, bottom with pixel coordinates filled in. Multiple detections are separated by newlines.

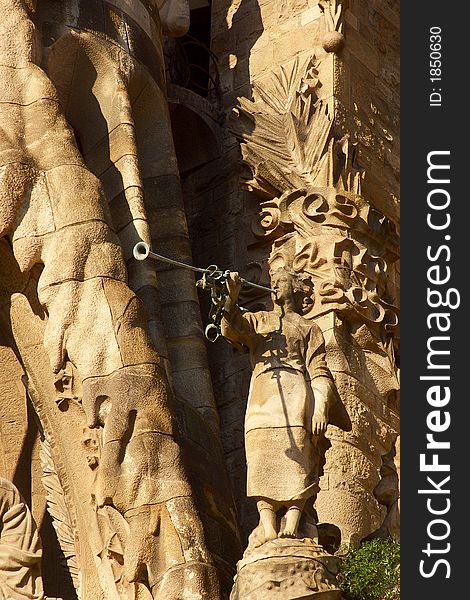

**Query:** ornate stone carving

left=255, top=188, right=399, bottom=334
left=231, top=539, right=341, bottom=600
left=233, top=54, right=341, bottom=198
left=40, top=436, right=80, bottom=593
left=0, top=478, right=45, bottom=600
left=319, top=0, right=345, bottom=53
left=232, top=51, right=399, bottom=545
left=0, top=1, right=229, bottom=598
left=231, top=51, right=398, bottom=344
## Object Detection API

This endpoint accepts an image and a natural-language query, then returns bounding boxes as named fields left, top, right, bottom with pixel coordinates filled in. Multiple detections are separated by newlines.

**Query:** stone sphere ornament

left=322, top=31, right=345, bottom=53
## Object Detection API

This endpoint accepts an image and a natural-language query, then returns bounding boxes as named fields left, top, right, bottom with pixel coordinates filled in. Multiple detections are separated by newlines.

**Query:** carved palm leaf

left=40, top=435, right=81, bottom=597
left=232, top=55, right=334, bottom=198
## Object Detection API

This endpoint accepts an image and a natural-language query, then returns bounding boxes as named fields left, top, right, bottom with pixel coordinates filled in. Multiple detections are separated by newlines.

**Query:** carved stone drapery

left=0, top=478, right=45, bottom=600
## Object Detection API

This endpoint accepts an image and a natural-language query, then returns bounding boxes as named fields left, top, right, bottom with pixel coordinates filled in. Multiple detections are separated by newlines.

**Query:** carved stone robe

left=222, top=308, right=333, bottom=502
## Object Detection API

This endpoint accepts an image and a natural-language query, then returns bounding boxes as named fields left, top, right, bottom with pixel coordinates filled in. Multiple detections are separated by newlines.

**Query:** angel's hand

left=225, top=271, right=243, bottom=303
left=312, top=409, right=328, bottom=436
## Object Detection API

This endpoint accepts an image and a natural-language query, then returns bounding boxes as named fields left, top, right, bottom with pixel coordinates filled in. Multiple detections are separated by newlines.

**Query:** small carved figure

left=0, top=478, right=44, bottom=600
left=221, top=267, right=351, bottom=543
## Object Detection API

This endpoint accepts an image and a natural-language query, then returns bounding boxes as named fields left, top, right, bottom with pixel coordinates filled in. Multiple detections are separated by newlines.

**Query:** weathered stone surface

left=0, top=1, right=240, bottom=598
left=231, top=538, right=341, bottom=600
left=1, top=0, right=399, bottom=597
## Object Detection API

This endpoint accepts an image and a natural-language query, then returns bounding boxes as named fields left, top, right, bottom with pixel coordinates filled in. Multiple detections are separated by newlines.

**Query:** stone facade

left=0, top=1, right=399, bottom=599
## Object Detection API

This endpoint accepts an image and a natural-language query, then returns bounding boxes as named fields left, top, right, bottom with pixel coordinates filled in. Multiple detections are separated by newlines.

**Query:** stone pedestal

left=230, top=538, right=342, bottom=600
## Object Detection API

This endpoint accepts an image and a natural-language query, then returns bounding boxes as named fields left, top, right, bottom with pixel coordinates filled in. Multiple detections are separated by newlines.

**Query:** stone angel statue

left=221, top=267, right=351, bottom=544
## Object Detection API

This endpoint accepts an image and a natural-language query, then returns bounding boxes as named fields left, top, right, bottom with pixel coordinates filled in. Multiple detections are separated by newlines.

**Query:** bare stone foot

left=278, top=527, right=296, bottom=538
left=279, top=505, right=302, bottom=539
left=263, top=526, right=278, bottom=542
left=257, top=499, right=279, bottom=544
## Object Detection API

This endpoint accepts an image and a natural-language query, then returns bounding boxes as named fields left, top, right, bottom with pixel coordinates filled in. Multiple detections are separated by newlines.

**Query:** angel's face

left=271, top=270, right=294, bottom=305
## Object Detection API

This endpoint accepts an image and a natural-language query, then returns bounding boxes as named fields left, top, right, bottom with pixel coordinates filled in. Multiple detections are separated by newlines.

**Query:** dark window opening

left=164, top=3, right=219, bottom=99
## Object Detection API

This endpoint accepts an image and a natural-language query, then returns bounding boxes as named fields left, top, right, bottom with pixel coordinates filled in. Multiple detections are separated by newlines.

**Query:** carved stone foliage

left=231, top=46, right=363, bottom=191
left=255, top=188, right=399, bottom=337
left=232, top=50, right=399, bottom=544
left=40, top=434, right=80, bottom=594
left=231, top=51, right=398, bottom=342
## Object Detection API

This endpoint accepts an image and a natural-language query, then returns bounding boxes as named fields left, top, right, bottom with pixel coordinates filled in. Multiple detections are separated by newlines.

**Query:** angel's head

left=270, top=267, right=314, bottom=311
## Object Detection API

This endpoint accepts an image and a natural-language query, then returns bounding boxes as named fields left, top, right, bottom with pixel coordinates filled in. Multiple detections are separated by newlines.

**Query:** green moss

left=338, top=538, right=400, bottom=600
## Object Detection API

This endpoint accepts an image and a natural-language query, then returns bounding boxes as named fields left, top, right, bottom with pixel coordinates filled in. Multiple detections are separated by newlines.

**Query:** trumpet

left=133, top=242, right=273, bottom=341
